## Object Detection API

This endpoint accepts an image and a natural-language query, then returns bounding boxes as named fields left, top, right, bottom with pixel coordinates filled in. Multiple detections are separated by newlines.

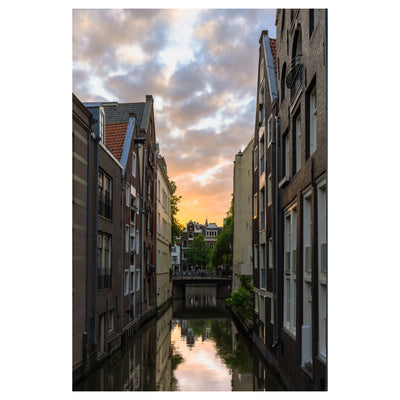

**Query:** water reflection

left=74, top=288, right=285, bottom=391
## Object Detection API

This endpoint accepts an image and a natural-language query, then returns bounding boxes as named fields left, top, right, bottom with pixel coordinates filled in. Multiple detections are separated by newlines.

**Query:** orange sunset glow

left=72, top=9, right=277, bottom=228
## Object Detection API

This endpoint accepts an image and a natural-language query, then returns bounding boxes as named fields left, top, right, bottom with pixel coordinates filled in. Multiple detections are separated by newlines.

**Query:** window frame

left=283, top=204, right=297, bottom=335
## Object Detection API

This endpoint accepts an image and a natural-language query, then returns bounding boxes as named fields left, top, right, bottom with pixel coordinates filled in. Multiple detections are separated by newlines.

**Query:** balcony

left=286, top=54, right=303, bottom=103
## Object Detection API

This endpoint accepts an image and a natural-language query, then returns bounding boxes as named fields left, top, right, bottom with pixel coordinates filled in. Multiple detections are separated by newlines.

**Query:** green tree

left=211, top=197, right=233, bottom=269
left=170, top=180, right=184, bottom=244
left=185, top=234, right=210, bottom=267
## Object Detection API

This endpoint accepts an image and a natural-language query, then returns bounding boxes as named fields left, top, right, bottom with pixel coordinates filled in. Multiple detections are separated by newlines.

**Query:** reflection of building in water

left=186, top=328, right=195, bottom=347
left=155, top=306, right=173, bottom=390
left=185, top=285, right=217, bottom=308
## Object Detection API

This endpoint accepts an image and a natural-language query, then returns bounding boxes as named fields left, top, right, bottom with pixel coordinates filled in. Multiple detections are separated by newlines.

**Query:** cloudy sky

left=73, top=8, right=276, bottom=226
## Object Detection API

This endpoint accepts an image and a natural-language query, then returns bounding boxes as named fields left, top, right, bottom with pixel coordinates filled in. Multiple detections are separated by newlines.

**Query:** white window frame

left=132, top=152, right=137, bottom=177
left=108, top=309, right=114, bottom=332
left=295, top=116, right=301, bottom=173
left=302, top=189, right=313, bottom=366
left=268, top=237, right=273, bottom=269
left=267, top=174, right=272, bottom=206
left=259, top=132, right=265, bottom=174
left=317, top=179, right=327, bottom=359
left=260, top=243, right=266, bottom=289
left=124, top=269, right=129, bottom=295
left=283, top=204, right=297, bottom=335
left=254, top=193, right=258, bottom=219
left=126, top=184, right=130, bottom=206
left=125, top=225, right=129, bottom=253
left=136, top=269, right=140, bottom=291
left=267, top=116, right=273, bottom=146
left=310, top=87, right=317, bottom=155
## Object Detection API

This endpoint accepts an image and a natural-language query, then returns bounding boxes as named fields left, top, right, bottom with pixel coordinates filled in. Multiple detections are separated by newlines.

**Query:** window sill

left=317, top=353, right=327, bottom=365
left=278, top=176, right=289, bottom=188
left=282, top=326, right=296, bottom=341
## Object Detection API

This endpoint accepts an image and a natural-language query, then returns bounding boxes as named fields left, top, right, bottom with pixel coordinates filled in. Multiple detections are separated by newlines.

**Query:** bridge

left=172, top=270, right=232, bottom=300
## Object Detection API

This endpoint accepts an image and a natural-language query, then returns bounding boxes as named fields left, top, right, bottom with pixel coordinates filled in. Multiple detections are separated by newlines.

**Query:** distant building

left=156, top=153, right=173, bottom=310
left=171, top=243, right=181, bottom=272
left=232, top=138, right=254, bottom=291
left=180, top=219, right=223, bottom=270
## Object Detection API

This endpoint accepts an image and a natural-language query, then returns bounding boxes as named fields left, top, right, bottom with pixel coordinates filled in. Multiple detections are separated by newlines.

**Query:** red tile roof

left=269, top=38, right=277, bottom=79
left=105, top=122, right=128, bottom=161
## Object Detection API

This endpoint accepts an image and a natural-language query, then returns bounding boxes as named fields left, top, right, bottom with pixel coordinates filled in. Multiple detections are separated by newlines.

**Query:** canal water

left=74, top=286, right=285, bottom=391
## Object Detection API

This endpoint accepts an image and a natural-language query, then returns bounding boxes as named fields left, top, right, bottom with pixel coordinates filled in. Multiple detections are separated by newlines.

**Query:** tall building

left=252, top=29, right=279, bottom=359
left=274, top=9, right=327, bottom=390
left=232, top=138, right=254, bottom=291
left=250, top=9, right=327, bottom=390
left=73, top=94, right=124, bottom=382
left=156, top=153, right=173, bottom=310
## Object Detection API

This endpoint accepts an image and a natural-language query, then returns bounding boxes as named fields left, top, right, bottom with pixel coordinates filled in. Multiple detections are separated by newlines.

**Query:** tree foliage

left=185, top=234, right=210, bottom=267
left=170, top=180, right=184, bottom=244
left=225, top=275, right=254, bottom=321
left=210, top=196, right=233, bottom=269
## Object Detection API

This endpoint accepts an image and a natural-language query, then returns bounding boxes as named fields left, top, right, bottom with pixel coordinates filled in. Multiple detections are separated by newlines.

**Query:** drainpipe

left=84, top=117, right=96, bottom=358
left=273, top=115, right=280, bottom=349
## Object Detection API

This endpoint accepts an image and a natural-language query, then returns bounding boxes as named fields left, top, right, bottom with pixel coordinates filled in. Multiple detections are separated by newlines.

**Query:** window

left=98, top=171, right=112, bottom=219
left=302, top=190, right=313, bottom=365
left=294, top=115, right=301, bottom=174
left=148, top=180, right=152, bottom=200
left=309, top=86, right=317, bottom=156
left=284, top=205, right=297, bottom=334
left=317, top=180, right=327, bottom=359
left=209, top=243, right=214, bottom=249
left=158, top=180, right=160, bottom=200
left=108, top=310, right=114, bottom=331
left=260, top=243, right=266, bottom=288
left=268, top=237, right=273, bottom=268
left=130, top=229, right=136, bottom=266
left=136, top=269, right=140, bottom=290
left=281, top=9, right=285, bottom=37
left=268, top=174, right=272, bottom=206
left=267, top=116, right=273, bottom=146
left=126, top=184, right=130, bottom=206
left=97, top=233, right=111, bottom=289
left=309, top=9, right=320, bottom=36
left=303, top=192, right=312, bottom=275
left=132, top=152, right=137, bottom=177
left=124, top=270, right=129, bottom=295
left=130, top=272, right=135, bottom=293
left=260, top=133, right=265, bottom=174
left=259, top=87, right=265, bottom=125
left=254, top=146, right=258, bottom=171
left=260, top=188, right=265, bottom=231
left=125, top=226, right=129, bottom=253
left=254, top=244, right=259, bottom=269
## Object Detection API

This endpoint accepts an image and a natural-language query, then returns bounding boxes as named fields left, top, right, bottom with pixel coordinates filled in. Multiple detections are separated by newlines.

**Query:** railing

left=286, top=54, right=303, bottom=102
left=172, top=269, right=232, bottom=279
